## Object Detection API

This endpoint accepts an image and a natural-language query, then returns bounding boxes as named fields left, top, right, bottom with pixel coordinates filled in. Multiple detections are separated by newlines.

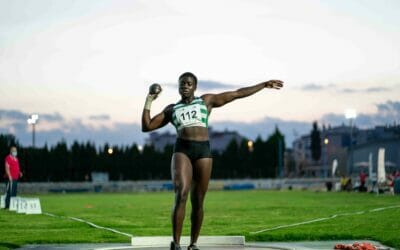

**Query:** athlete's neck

left=181, top=96, right=195, bottom=104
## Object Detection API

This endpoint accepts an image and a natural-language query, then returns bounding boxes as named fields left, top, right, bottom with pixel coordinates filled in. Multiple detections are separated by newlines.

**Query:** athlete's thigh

left=171, top=153, right=193, bottom=188
left=192, top=158, right=212, bottom=192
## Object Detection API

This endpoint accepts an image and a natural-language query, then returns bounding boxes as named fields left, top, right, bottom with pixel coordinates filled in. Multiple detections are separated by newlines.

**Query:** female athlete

left=141, top=72, right=283, bottom=250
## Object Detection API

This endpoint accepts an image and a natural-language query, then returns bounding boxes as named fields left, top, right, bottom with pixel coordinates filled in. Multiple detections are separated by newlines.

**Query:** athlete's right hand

left=148, top=83, right=162, bottom=100
left=147, top=93, right=158, bottom=100
left=264, top=80, right=284, bottom=89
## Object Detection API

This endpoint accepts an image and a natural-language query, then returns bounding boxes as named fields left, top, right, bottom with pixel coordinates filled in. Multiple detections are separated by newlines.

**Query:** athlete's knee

left=175, top=186, right=190, bottom=204
left=191, top=192, right=206, bottom=208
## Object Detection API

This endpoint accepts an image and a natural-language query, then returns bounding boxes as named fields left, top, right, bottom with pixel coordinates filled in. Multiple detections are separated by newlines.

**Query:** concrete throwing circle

left=16, top=246, right=287, bottom=250
left=120, top=247, right=281, bottom=250
left=16, top=240, right=393, bottom=250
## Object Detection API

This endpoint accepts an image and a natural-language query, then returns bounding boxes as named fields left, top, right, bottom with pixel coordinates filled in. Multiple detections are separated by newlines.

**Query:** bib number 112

left=180, top=110, right=197, bottom=121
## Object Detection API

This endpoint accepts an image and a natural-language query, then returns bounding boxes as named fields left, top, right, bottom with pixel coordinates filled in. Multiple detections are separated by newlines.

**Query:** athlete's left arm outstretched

left=202, top=80, right=283, bottom=108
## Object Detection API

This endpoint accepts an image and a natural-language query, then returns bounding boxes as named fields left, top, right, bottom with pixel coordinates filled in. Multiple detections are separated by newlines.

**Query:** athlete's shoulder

left=172, top=100, right=183, bottom=109
left=194, top=96, right=204, bottom=101
left=163, top=104, right=175, bottom=119
left=200, top=94, right=214, bottom=105
left=164, top=103, right=175, bottom=111
left=193, top=96, right=205, bottom=103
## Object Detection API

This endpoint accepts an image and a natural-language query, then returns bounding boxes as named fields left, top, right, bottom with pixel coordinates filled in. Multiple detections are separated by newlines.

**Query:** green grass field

left=0, top=190, right=399, bottom=249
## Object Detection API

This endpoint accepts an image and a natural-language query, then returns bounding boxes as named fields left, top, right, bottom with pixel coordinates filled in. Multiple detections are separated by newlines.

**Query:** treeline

left=0, top=129, right=286, bottom=182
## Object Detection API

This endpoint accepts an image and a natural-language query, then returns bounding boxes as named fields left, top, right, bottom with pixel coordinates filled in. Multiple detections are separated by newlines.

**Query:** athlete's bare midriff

left=177, top=126, right=209, bottom=141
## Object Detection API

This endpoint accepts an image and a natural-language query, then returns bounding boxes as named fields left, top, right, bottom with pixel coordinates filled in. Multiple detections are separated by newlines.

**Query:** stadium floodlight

left=344, top=109, right=357, bottom=119
left=27, top=114, right=39, bottom=124
left=27, top=114, right=39, bottom=148
left=107, top=148, right=114, bottom=155
left=247, top=140, right=254, bottom=152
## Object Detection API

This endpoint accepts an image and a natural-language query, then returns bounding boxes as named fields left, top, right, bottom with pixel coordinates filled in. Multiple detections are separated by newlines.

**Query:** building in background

left=146, top=124, right=399, bottom=178
left=292, top=134, right=313, bottom=176
left=283, top=148, right=296, bottom=177
left=293, top=124, right=400, bottom=177
left=209, top=128, right=244, bottom=153
left=352, top=125, right=400, bottom=176
left=145, top=131, right=176, bottom=152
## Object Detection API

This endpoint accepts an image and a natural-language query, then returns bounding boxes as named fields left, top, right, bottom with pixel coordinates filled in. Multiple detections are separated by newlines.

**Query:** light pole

left=27, top=114, right=39, bottom=148
left=345, top=109, right=357, bottom=175
left=324, top=138, right=329, bottom=178
left=278, top=137, right=283, bottom=178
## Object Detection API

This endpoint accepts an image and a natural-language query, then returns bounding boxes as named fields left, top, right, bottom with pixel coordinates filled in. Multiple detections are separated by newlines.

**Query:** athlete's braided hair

left=179, top=72, right=197, bottom=86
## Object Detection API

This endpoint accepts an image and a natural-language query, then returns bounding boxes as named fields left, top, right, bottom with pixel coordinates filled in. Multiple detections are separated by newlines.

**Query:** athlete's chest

left=175, top=104, right=201, bottom=121
left=172, top=99, right=208, bottom=128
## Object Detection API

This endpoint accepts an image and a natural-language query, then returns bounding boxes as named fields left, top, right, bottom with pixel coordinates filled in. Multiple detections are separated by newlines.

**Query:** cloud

left=59, top=120, right=145, bottom=147
left=39, top=112, right=64, bottom=122
left=0, top=110, right=63, bottom=122
left=214, top=100, right=400, bottom=146
left=0, top=110, right=27, bottom=120
left=1, top=100, right=398, bottom=148
left=197, top=80, right=236, bottom=90
left=1, top=108, right=313, bottom=148
left=376, top=101, right=400, bottom=115
left=165, top=80, right=236, bottom=91
left=321, top=100, right=400, bottom=128
left=0, top=117, right=146, bottom=148
left=365, top=87, right=390, bottom=93
left=88, top=114, right=111, bottom=121
left=341, top=88, right=357, bottom=93
left=299, top=84, right=392, bottom=93
left=300, top=83, right=335, bottom=91
left=0, top=110, right=142, bottom=147
left=339, top=87, right=391, bottom=93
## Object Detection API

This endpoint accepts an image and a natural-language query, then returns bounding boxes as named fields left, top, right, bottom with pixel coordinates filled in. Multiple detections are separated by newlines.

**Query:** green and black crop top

left=172, top=97, right=209, bottom=131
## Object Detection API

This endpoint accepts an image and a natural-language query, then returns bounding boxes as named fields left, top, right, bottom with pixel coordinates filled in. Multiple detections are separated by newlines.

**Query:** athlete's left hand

left=264, top=80, right=284, bottom=89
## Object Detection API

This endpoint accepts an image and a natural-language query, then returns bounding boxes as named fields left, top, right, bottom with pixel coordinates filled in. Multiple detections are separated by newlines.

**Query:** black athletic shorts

left=173, top=138, right=212, bottom=161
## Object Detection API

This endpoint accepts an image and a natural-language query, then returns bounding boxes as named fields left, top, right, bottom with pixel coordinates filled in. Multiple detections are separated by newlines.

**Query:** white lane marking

left=249, top=204, right=400, bottom=235
left=95, top=247, right=133, bottom=250
left=43, top=212, right=133, bottom=238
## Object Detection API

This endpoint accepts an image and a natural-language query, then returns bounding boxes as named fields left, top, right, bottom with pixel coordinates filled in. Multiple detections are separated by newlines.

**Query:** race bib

left=175, top=104, right=202, bottom=127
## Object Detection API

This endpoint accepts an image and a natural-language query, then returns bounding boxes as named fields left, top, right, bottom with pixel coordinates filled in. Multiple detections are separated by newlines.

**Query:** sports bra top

left=171, top=97, right=209, bottom=131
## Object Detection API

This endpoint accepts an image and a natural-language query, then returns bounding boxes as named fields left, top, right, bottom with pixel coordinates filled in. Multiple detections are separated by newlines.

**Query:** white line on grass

left=249, top=204, right=400, bottom=235
left=43, top=212, right=133, bottom=238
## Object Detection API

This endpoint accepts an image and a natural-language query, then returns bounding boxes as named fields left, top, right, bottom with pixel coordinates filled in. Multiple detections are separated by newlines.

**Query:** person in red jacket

left=4, top=146, right=22, bottom=209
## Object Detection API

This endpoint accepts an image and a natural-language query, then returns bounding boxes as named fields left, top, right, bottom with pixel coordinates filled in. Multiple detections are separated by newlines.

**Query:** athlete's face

left=179, top=76, right=196, bottom=98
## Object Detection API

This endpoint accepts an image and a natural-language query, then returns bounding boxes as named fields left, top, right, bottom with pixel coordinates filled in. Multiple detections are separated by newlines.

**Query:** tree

left=266, top=127, right=286, bottom=178
left=251, top=136, right=268, bottom=177
left=310, top=121, right=321, bottom=162
left=1, top=126, right=293, bottom=181
left=50, top=140, right=69, bottom=181
left=223, top=139, right=240, bottom=178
